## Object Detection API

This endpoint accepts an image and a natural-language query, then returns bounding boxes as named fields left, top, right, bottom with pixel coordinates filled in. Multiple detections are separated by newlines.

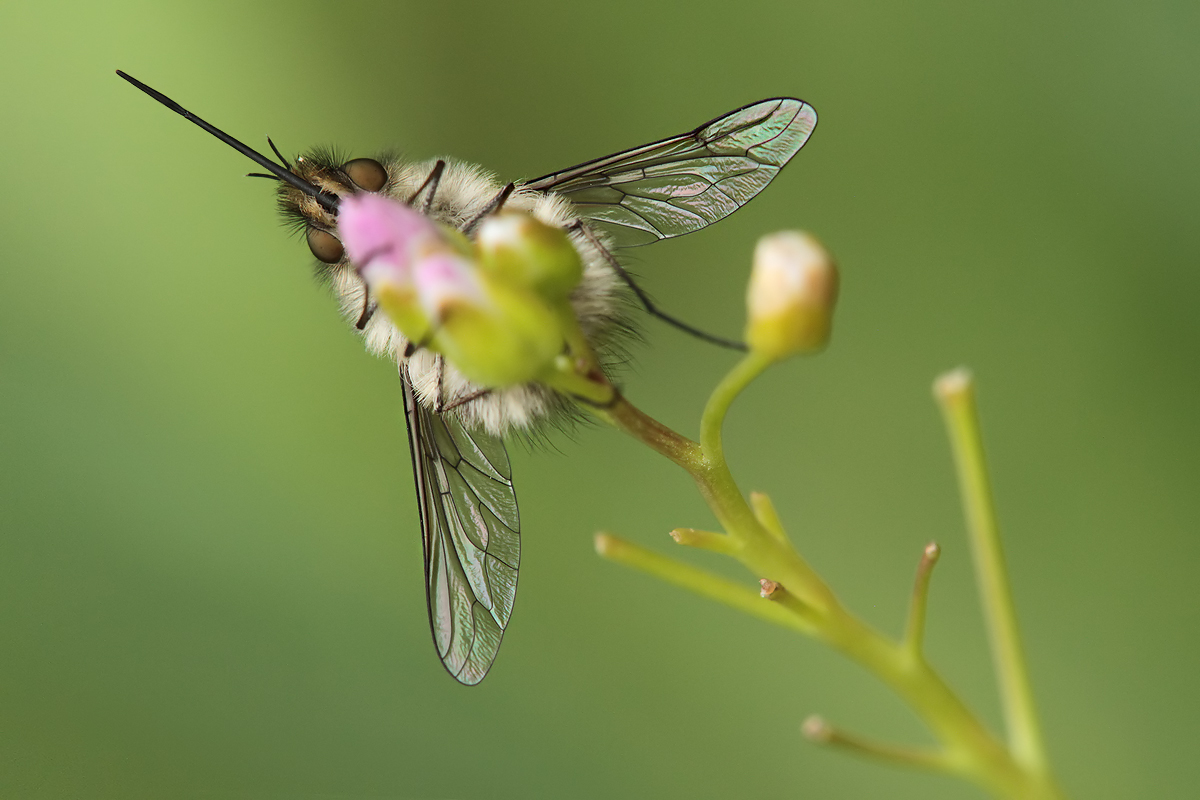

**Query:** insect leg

left=409, top=160, right=446, bottom=213
left=569, top=221, right=748, bottom=352
left=354, top=273, right=377, bottom=330
left=419, top=346, right=494, bottom=415
left=462, top=183, right=515, bottom=235
left=567, top=386, right=620, bottom=410
left=433, top=355, right=447, bottom=413
left=440, top=387, right=493, bottom=413
left=402, top=321, right=445, bottom=358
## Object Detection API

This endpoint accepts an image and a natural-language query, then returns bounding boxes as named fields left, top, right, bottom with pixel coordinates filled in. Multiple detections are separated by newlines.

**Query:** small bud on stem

left=476, top=212, right=584, bottom=302
left=745, top=231, right=838, bottom=360
left=338, top=195, right=588, bottom=390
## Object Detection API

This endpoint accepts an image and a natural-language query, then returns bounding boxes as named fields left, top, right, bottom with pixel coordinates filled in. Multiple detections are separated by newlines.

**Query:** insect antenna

left=246, top=172, right=281, bottom=180
left=115, top=70, right=339, bottom=215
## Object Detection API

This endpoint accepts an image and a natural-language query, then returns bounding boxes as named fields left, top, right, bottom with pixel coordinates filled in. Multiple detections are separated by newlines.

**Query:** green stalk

left=934, top=370, right=1056, bottom=783
left=593, top=353, right=1068, bottom=799
left=594, top=533, right=815, bottom=634
left=695, top=352, right=835, bottom=611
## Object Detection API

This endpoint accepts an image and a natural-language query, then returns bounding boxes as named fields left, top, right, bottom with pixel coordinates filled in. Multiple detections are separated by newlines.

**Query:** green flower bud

left=379, top=250, right=565, bottom=389
left=745, top=231, right=838, bottom=360
left=342, top=194, right=570, bottom=388
left=475, top=212, right=584, bottom=302
left=437, top=277, right=565, bottom=388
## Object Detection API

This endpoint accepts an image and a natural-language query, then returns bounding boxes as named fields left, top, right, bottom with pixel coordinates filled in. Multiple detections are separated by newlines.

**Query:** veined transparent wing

left=523, top=98, right=817, bottom=247
left=401, top=367, right=520, bottom=685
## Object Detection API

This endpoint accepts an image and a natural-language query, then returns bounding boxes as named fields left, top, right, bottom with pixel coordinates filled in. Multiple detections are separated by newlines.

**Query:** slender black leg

left=402, top=321, right=443, bottom=358
left=409, top=160, right=446, bottom=214
left=462, top=183, right=515, bottom=235
left=354, top=274, right=376, bottom=330
left=407, top=350, right=492, bottom=414
left=441, top=387, right=493, bottom=413
left=569, top=220, right=748, bottom=352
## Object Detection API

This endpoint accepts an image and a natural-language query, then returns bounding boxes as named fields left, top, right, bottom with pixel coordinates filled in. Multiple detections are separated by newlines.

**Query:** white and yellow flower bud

left=432, top=276, right=564, bottom=389
left=339, top=194, right=571, bottom=389
left=475, top=212, right=584, bottom=302
left=745, top=231, right=838, bottom=360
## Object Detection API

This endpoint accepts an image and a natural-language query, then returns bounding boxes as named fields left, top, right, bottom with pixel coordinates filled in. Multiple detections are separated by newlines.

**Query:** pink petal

left=414, top=253, right=487, bottom=318
left=337, top=193, right=440, bottom=272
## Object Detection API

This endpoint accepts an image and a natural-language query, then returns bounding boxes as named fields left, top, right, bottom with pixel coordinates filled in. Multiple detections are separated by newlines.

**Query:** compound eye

left=343, top=158, right=388, bottom=192
left=307, top=227, right=344, bottom=263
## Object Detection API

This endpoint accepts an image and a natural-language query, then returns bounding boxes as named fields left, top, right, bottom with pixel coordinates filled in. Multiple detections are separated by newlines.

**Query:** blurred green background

left=2, top=1, right=1197, bottom=797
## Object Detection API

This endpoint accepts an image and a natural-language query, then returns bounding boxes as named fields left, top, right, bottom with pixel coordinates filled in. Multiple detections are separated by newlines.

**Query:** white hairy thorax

left=293, top=155, right=629, bottom=438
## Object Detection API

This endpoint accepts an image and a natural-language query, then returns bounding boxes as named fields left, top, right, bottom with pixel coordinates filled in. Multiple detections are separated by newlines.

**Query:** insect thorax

left=279, top=154, right=630, bottom=438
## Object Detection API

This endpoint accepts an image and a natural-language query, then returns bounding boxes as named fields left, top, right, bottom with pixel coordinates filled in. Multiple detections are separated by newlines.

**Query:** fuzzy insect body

left=282, top=154, right=624, bottom=437
left=116, top=71, right=816, bottom=684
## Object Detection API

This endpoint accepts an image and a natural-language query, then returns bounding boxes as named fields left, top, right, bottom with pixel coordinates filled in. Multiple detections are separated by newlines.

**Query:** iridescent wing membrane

left=523, top=98, right=817, bottom=246
left=402, top=369, right=520, bottom=685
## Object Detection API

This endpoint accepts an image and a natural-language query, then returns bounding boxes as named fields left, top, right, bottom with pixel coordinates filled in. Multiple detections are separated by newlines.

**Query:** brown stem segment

left=603, top=393, right=704, bottom=470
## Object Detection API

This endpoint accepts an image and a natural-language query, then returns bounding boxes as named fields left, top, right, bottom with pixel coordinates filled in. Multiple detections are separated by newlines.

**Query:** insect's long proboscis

left=115, top=70, right=339, bottom=214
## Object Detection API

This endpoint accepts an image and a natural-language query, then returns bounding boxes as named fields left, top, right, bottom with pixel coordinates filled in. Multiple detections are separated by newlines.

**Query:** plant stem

left=592, top=354, right=1069, bottom=800
left=749, top=491, right=790, bottom=543
left=700, top=350, right=772, bottom=463
left=802, top=715, right=955, bottom=772
left=904, top=542, right=941, bottom=659
left=594, top=533, right=815, bottom=634
left=934, top=369, right=1054, bottom=781
left=602, top=391, right=703, bottom=470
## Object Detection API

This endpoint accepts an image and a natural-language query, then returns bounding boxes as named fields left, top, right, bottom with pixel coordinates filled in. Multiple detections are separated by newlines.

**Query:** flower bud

left=475, top=212, right=583, bottom=302
left=338, top=193, right=568, bottom=388
left=425, top=285, right=564, bottom=388
left=745, top=231, right=838, bottom=359
left=411, top=251, right=487, bottom=320
left=338, top=193, right=446, bottom=283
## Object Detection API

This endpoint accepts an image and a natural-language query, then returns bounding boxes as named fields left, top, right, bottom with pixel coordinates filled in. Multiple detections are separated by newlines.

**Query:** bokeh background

left=2, top=1, right=1198, bottom=797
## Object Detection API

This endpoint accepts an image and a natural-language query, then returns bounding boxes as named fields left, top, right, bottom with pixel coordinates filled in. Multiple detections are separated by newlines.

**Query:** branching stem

left=905, top=542, right=942, bottom=659
left=594, top=533, right=814, bottom=634
left=591, top=353, right=1068, bottom=800
left=802, top=715, right=955, bottom=772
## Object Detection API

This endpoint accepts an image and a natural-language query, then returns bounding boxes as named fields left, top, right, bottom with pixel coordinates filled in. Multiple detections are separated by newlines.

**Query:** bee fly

left=116, top=70, right=817, bottom=684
